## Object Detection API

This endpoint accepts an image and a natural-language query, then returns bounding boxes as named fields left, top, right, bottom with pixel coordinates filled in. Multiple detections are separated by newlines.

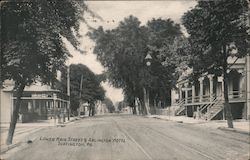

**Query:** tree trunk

left=133, top=106, right=136, bottom=115
left=223, top=73, right=234, bottom=128
left=223, top=45, right=234, bottom=128
left=137, top=98, right=142, bottom=115
left=143, top=87, right=150, bottom=115
left=91, top=104, right=95, bottom=116
left=6, top=82, right=26, bottom=145
left=154, top=98, right=157, bottom=115
left=83, top=103, right=85, bottom=116
left=88, top=106, right=91, bottom=116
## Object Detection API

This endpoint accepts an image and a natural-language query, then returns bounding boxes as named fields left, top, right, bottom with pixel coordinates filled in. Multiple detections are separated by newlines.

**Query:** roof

left=2, top=84, right=60, bottom=93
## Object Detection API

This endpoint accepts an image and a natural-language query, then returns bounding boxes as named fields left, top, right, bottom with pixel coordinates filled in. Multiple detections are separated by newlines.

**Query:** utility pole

left=67, top=66, right=70, bottom=120
left=79, top=75, right=83, bottom=116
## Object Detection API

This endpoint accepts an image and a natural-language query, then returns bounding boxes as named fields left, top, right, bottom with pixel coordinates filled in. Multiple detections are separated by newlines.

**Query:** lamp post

left=144, top=53, right=152, bottom=115
left=145, top=53, right=152, bottom=67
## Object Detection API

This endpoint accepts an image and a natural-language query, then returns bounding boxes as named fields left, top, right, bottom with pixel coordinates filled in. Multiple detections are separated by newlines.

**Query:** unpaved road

left=4, top=115, right=250, bottom=160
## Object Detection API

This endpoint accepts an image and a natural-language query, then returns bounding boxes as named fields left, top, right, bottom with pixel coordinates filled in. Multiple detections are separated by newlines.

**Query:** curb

left=148, top=116, right=196, bottom=124
left=218, top=127, right=250, bottom=135
left=0, top=141, right=22, bottom=154
left=0, top=119, right=76, bottom=155
left=0, top=127, right=43, bottom=155
left=148, top=116, right=250, bottom=134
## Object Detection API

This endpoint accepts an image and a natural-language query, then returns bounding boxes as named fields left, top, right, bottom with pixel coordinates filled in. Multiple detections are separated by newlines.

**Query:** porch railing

left=199, top=96, right=217, bottom=113
left=228, top=90, right=245, bottom=100
left=174, top=99, right=186, bottom=116
left=179, top=90, right=245, bottom=105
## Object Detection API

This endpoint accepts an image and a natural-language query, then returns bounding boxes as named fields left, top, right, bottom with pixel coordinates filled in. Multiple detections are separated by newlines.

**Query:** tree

left=89, top=16, right=183, bottom=115
left=102, top=97, right=115, bottom=113
left=182, top=0, right=249, bottom=128
left=146, top=18, right=188, bottom=110
left=117, top=101, right=127, bottom=112
left=89, top=16, right=149, bottom=115
left=1, top=1, right=87, bottom=144
left=60, top=64, right=105, bottom=116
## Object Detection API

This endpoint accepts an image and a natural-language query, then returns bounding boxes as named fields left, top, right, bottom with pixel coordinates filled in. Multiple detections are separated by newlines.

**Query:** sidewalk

left=0, top=117, right=79, bottom=155
left=147, top=115, right=250, bottom=134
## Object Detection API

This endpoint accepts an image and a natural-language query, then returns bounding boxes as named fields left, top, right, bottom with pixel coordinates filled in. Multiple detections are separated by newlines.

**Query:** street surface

left=5, top=115, right=250, bottom=160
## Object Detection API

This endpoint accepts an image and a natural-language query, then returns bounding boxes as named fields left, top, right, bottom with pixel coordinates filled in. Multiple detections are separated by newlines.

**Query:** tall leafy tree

left=1, top=1, right=87, bottom=144
left=89, top=16, right=183, bottom=114
left=182, top=0, right=249, bottom=128
left=146, top=18, right=188, bottom=108
left=60, top=64, right=105, bottom=115
left=102, top=97, right=115, bottom=113
left=89, top=16, right=149, bottom=114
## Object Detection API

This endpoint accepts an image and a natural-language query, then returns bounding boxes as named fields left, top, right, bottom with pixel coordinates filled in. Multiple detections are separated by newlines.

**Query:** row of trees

left=90, top=0, right=249, bottom=128
left=89, top=16, right=187, bottom=115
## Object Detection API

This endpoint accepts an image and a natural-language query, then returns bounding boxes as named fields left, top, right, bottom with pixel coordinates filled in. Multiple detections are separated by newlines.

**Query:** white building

left=171, top=55, right=250, bottom=120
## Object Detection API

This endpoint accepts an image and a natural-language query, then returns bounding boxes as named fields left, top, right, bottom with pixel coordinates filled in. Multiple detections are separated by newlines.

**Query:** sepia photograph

left=0, top=0, right=250, bottom=160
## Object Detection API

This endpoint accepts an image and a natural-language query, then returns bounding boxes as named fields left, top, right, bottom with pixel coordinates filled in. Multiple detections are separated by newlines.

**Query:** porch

left=12, top=92, right=69, bottom=123
left=172, top=68, right=248, bottom=120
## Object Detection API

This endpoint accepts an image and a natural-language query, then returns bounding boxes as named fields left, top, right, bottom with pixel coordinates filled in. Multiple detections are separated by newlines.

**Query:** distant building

left=0, top=80, right=69, bottom=123
left=95, top=101, right=108, bottom=115
left=171, top=55, right=250, bottom=120
left=78, top=102, right=89, bottom=116
left=121, top=106, right=133, bottom=114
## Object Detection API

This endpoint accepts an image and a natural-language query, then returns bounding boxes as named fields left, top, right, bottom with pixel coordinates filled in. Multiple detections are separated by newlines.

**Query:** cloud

left=86, top=1, right=196, bottom=28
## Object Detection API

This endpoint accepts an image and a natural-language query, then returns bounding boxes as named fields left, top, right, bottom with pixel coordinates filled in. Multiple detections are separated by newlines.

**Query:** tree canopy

left=0, top=0, right=88, bottom=144
left=89, top=15, right=184, bottom=113
left=60, top=64, right=105, bottom=111
left=182, top=0, right=249, bottom=128
left=1, top=1, right=87, bottom=87
left=102, top=97, right=115, bottom=113
left=182, top=0, right=249, bottom=76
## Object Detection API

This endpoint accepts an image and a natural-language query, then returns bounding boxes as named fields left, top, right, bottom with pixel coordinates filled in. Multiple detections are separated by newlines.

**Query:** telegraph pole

left=67, top=65, right=70, bottom=120
left=79, top=74, right=83, bottom=116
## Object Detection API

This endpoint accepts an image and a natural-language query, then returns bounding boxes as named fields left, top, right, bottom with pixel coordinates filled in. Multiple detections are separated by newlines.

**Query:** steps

left=208, top=104, right=223, bottom=120
left=175, top=99, right=186, bottom=116
left=175, top=106, right=186, bottom=116
left=202, top=99, right=223, bottom=120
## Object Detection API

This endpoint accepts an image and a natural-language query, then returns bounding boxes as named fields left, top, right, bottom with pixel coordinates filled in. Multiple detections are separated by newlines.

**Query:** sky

left=65, top=1, right=197, bottom=104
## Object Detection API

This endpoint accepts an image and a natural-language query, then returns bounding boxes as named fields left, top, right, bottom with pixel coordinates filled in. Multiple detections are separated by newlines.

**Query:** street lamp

left=145, top=53, right=152, bottom=66
left=143, top=53, right=152, bottom=115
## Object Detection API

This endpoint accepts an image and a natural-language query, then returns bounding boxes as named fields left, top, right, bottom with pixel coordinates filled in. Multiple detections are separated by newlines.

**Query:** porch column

left=192, top=85, right=195, bottom=103
left=221, top=76, right=225, bottom=100
left=246, top=54, right=250, bottom=120
left=38, top=100, right=42, bottom=116
left=199, top=77, right=204, bottom=102
left=184, top=83, right=189, bottom=104
left=208, top=74, right=214, bottom=102
left=179, top=84, right=183, bottom=101
left=217, top=76, right=224, bottom=99
left=32, top=100, right=35, bottom=113
left=53, top=94, right=57, bottom=125
left=238, top=69, right=245, bottom=98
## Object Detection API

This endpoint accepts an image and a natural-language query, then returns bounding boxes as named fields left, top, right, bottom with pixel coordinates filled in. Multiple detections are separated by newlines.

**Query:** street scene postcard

left=0, top=0, right=250, bottom=160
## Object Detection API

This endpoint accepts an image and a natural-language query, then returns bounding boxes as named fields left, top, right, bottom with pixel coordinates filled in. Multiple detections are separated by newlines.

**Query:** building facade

left=171, top=55, right=250, bottom=120
left=0, top=80, right=69, bottom=123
